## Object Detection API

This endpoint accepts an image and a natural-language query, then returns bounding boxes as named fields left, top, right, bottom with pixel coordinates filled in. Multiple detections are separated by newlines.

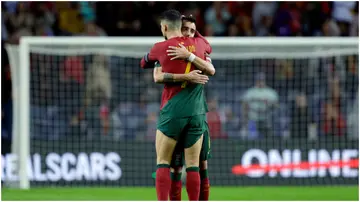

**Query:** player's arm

left=194, top=30, right=212, bottom=53
left=167, top=44, right=215, bottom=76
left=140, top=44, right=159, bottom=69
left=191, top=52, right=215, bottom=76
left=153, top=62, right=187, bottom=83
left=153, top=62, right=208, bottom=84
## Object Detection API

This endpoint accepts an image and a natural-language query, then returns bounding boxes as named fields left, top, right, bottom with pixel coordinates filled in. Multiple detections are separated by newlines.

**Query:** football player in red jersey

left=153, top=15, right=212, bottom=201
left=140, top=10, right=215, bottom=201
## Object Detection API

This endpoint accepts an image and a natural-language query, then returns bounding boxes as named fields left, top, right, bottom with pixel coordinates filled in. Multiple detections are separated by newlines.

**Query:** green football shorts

left=170, top=122, right=211, bottom=168
left=157, top=114, right=207, bottom=148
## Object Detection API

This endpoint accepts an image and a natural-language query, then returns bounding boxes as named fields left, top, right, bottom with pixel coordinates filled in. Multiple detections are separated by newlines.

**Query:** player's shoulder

left=193, top=36, right=208, bottom=45
left=166, top=36, right=193, bottom=44
left=153, top=41, right=167, bottom=48
left=194, top=37, right=212, bottom=53
left=194, top=36, right=206, bottom=42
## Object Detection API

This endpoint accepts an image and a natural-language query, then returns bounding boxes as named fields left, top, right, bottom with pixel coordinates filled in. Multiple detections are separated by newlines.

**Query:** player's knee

left=185, top=157, right=200, bottom=168
left=157, top=155, right=172, bottom=165
left=157, top=152, right=173, bottom=165
left=186, top=161, right=199, bottom=168
left=200, top=160, right=208, bottom=170
left=157, top=158, right=171, bottom=165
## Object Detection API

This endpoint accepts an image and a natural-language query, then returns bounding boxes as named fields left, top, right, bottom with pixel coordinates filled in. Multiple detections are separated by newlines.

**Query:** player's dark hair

left=182, top=15, right=196, bottom=24
left=160, top=9, right=182, bottom=30
left=160, top=9, right=182, bottom=21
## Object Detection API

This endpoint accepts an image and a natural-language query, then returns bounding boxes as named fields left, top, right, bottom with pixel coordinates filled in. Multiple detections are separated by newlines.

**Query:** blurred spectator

left=85, top=55, right=111, bottom=107
left=207, top=97, right=225, bottom=139
left=115, top=2, right=142, bottom=36
left=33, top=2, right=55, bottom=32
left=345, top=55, right=358, bottom=100
left=322, top=100, right=347, bottom=137
left=79, top=2, right=96, bottom=23
left=252, top=2, right=277, bottom=28
left=222, top=106, right=241, bottom=138
left=8, top=27, right=32, bottom=44
left=81, top=21, right=107, bottom=36
left=227, top=2, right=253, bottom=16
left=8, top=2, right=34, bottom=32
left=290, top=93, right=317, bottom=139
left=183, top=3, right=205, bottom=34
left=83, top=55, right=111, bottom=137
left=57, top=2, right=84, bottom=35
left=205, top=2, right=231, bottom=36
left=226, top=2, right=254, bottom=36
left=321, top=76, right=347, bottom=137
left=332, top=1, right=356, bottom=36
left=322, top=18, right=341, bottom=36
left=238, top=15, right=253, bottom=36
left=111, top=107, right=125, bottom=141
left=347, top=93, right=358, bottom=140
left=350, top=1, right=359, bottom=36
left=62, top=56, right=84, bottom=85
left=204, top=24, right=214, bottom=36
left=6, top=2, right=33, bottom=43
left=242, top=73, right=279, bottom=139
left=252, top=2, right=277, bottom=36
left=57, top=56, right=84, bottom=137
left=228, top=24, right=239, bottom=36
left=300, top=2, right=330, bottom=36
left=34, top=25, right=54, bottom=37
left=272, top=3, right=299, bottom=36
left=139, top=95, right=159, bottom=141
left=254, top=15, right=274, bottom=36
left=100, top=100, right=110, bottom=136
left=3, top=1, right=18, bottom=14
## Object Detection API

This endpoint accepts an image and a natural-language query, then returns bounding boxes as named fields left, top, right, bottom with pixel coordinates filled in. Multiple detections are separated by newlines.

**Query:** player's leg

left=169, top=141, right=184, bottom=201
left=184, top=114, right=206, bottom=201
left=170, top=166, right=183, bottom=201
left=155, top=129, right=177, bottom=200
left=184, top=135, right=203, bottom=201
left=156, top=117, right=187, bottom=201
left=199, top=125, right=211, bottom=201
left=199, top=160, right=209, bottom=201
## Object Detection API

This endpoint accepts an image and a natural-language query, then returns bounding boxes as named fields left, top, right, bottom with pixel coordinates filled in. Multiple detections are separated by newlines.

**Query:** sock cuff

left=186, top=167, right=200, bottom=172
left=170, top=172, right=182, bottom=181
left=200, top=169, right=208, bottom=180
left=157, top=164, right=170, bottom=169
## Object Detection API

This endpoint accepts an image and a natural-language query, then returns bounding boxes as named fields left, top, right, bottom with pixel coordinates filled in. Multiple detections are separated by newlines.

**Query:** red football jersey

left=141, top=36, right=211, bottom=109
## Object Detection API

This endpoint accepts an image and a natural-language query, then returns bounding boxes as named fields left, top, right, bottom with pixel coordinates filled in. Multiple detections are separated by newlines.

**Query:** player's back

left=157, top=37, right=207, bottom=74
left=156, top=36, right=209, bottom=118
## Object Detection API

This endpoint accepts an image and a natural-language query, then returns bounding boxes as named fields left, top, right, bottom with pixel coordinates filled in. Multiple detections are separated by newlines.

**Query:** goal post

left=5, top=37, right=359, bottom=189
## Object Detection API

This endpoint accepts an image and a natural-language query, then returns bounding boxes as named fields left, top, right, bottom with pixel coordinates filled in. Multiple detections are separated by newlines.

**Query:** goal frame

left=10, top=36, right=359, bottom=189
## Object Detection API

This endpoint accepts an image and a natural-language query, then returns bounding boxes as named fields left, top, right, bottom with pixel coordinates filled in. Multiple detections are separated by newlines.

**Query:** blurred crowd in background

left=1, top=1, right=359, bottom=42
left=1, top=2, right=359, bottom=153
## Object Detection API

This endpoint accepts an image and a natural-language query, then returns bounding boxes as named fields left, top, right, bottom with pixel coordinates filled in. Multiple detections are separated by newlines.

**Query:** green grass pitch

left=2, top=186, right=358, bottom=201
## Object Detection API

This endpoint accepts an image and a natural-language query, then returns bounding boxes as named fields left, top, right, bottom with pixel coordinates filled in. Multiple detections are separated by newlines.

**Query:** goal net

left=4, top=37, right=359, bottom=189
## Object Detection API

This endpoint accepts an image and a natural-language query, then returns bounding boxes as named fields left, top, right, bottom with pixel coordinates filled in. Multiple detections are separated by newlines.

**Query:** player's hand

left=167, top=43, right=191, bottom=60
left=186, top=70, right=209, bottom=84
